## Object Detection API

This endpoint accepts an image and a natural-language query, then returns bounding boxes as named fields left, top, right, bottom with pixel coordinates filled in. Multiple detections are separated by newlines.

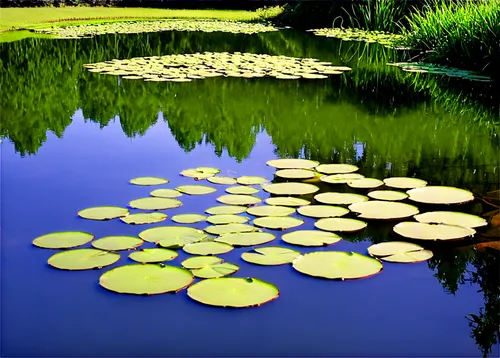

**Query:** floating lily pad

left=383, top=177, right=428, bottom=189
left=205, top=205, right=247, bottom=215
left=393, top=222, right=476, bottom=241
left=206, top=214, right=250, bottom=225
left=367, top=190, right=409, bottom=201
left=225, top=186, right=260, bottom=195
left=130, top=177, right=169, bottom=186
left=315, top=164, right=359, bottom=174
left=413, top=211, right=487, bottom=228
left=99, top=264, right=193, bottom=295
left=187, top=277, right=279, bottom=308
left=281, top=230, right=342, bottom=247
left=253, top=216, right=304, bottom=230
left=128, top=248, right=178, bottom=263
left=297, top=205, right=349, bottom=218
left=181, top=256, right=222, bottom=269
left=92, top=236, right=143, bottom=251
left=207, top=176, right=237, bottom=185
left=181, top=256, right=239, bottom=278
left=320, top=173, right=365, bottom=184
left=367, top=242, right=433, bottom=263
left=183, top=241, right=234, bottom=255
left=217, top=194, right=262, bottom=206
left=314, top=192, right=369, bottom=205
left=247, top=205, right=296, bottom=217
left=275, top=169, right=317, bottom=179
left=48, top=248, right=120, bottom=270
left=348, top=201, right=419, bottom=220
left=236, top=176, right=269, bottom=185
left=204, top=223, right=258, bottom=235
left=150, top=189, right=183, bottom=198
left=176, top=185, right=216, bottom=195
left=406, top=186, right=475, bottom=205
left=262, top=182, right=320, bottom=196
left=180, top=167, right=219, bottom=179
left=347, top=178, right=384, bottom=189
left=241, top=246, right=301, bottom=265
left=33, top=231, right=94, bottom=249
left=315, top=217, right=367, bottom=232
left=265, top=197, right=311, bottom=207
left=78, top=206, right=129, bottom=220
left=266, top=158, right=319, bottom=169
left=215, top=232, right=275, bottom=246
left=138, top=226, right=206, bottom=247
left=292, top=251, right=383, bottom=279
left=129, top=197, right=182, bottom=210
left=120, top=212, right=168, bottom=225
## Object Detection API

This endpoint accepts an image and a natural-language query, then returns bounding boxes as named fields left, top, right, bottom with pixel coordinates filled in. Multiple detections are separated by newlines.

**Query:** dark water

left=1, top=29, right=499, bottom=357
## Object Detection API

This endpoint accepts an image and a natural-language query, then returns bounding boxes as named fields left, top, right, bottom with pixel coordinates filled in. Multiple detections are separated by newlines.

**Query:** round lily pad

left=297, top=205, right=349, bottom=218
left=129, top=197, right=182, bottom=210
left=384, top=177, right=428, bottom=189
left=207, top=176, right=237, bottom=185
left=130, top=177, right=169, bottom=186
left=206, top=214, right=249, bottom=225
left=247, top=205, right=295, bottom=217
left=314, top=192, right=369, bottom=205
left=413, top=211, right=487, bottom=228
left=215, top=232, right=276, bottom=246
left=172, top=214, right=207, bottom=224
left=150, top=189, right=183, bottom=198
left=33, top=231, right=94, bottom=249
left=204, top=223, right=257, bottom=235
left=320, top=173, right=365, bottom=184
left=265, top=197, right=311, bottom=207
left=120, top=212, right=167, bottom=225
left=48, top=248, right=120, bottom=270
left=315, top=217, right=368, bottom=232
left=315, top=164, right=359, bottom=174
left=92, top=236, right=143, bottom=251
left=187, top=277, right=279, bottom=308
left=253, top=216, right=304, bottom=230
left=181, top=256, right=222, bottom=269
left=406, top=186, right=475, bottom=205
left=367, top=190, right=408, bottom=201
left=217, top=194, right=262, bottom=206
left=226, top=186, right=259, bottom=195
left=138, top=226, right=206, bottom=246
left=266, top=158, right=319, bottom=169
left=205, top=205, right=247, bottom=215
left=183, top=241, right=234, bottom=255
left=281, top=230, right=342, bottom=247
left=262, top=182, right=320, bottom=196
left=275, top=169, right=317, bottom=179
left=181, top=256, right=239, bottom=278
left=348, top=201, right=419, bottom=220
left=241, top=246, right=301, bottom=265
left=236, top=176, right=269, bottom=185
left=99, top=264, right=193, bottom=295
left=176, top=185, right=216, bottom=195
left=180, top=169, right=216, bottom=180
left=367, top=241, right=433, bottom=263
left=78, top=206, right=129, bottom=220
left=292, top=251, right=383, bottom=279
left=347, top=178, right=384, bottom=189
left=393, top=222, right=476, bottom=241
left=128, top=248, right=178, bottom=263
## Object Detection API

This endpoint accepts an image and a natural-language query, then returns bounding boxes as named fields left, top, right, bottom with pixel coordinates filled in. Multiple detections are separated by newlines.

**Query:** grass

left=344, top=0, right=407, bottom=32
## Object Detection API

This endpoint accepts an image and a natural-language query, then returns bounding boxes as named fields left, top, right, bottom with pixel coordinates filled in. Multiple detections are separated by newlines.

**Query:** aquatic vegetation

left=315, top=217, right=368, bottom=232
left=241, top=246, right=301, bottom=266
left=344, top=0, right=407, bottom=33
left=91, top=236, right=143, bottom=251
left=387, top=62, right=495, bottom=82
left=128, top=197, right=183, bottom=210
left=129, top=176, right=169, bottom=185
left=367, top=242, right=433, bottom=263
left=120, top=212, right=168, bottom=225
left=406, top=186, right=475, bottom=205
left=183, top=241, right=234, bottom=256
left=247, top=205, right=296, bottom=217
left=206, top=214, right=250, bottom=225
left=78, top=206, right=129, bottom=220
left=266, top=158, right=320, bottom=169
left=214, top=232, right=276, bottom=247
left=225, top=186, right=260, bottom=195
left=262, top=182, right=320, bottom=195
left=296, top=205, right=349, bottom=218
left=413, top=211, right=487, bottom=228
left=308, top=27, right=403, bottom=47
left=314, top=192, right=369, bottom=205
left=394, top=222, right=476, bottom=241
left=281, top=230, right=342, bottom=247
left=48, top=248, right=120, bottom=270
left=265, top=197, right=311, bottom=207
left=367, top=190, right=409, bottom=201
left=181, top=256, right=239, bottom=279
left=128, top=248, right=178, bottom=263
left=253, top=216, right=305, bottom=230
left=383, top=177, right=428, bottom=189
left=347, top=178, right=384, bottom=189
left=348, top=201, right=419, bottom=220
left=32, top=231, right=94, bottom=249
left=171, top=214, right=207, bottom=224
left=175, top=184, right=216, bottom=195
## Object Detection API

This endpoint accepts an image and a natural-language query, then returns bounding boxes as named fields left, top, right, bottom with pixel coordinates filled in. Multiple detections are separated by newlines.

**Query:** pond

left=1, top=28, right=499, bottom=357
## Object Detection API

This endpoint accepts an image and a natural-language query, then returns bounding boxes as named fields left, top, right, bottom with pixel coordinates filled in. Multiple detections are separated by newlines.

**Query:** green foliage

left=345, top=0, right=407, bottom=32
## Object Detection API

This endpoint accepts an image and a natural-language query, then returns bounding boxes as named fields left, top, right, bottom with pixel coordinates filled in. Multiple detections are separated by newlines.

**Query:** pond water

left=1, top=29, right=499, bottom=357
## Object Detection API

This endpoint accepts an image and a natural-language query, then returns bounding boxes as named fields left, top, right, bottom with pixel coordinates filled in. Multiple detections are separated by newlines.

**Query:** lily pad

left=48, top=248, right=120, bottom=270
left=262, top=182, right=320, bottom=196
left=320, top=173, right=365, bottom=184
left=236, top=176, right=269, bottom=185
left=172, top=214, right=207, bottom=224
left=187, top=277, right=279, bottom=308
left=204, top=223, right=258, bottom=235
left=315, top=164, right=359, bottom=174
left=367, top=190, right=408, bottom=201
left=297, top=205, right=349, bottom=218
left=181, top=256, right=222, bottom=269
left=241, top=246, right=301, bottom=265
left=183, top=241, right=234, bottom=255
left=292, top=251, right=383, bottom=280
left=180, top=167, right=220, bottom=179
left=120, top=212, right=167, bottom=225
left=266, top=158, right=319, bottom=169
left=367, top=241, right=433, bottom=263
left=383, top=177, right=428, bottom=189
left=315, top=217, right=367, bottom=232
left=205, top=205, right=247, bottom=215
left=348, top=201, right=419, bottom=220
left=413, top=211, right=487, bottom=228
left=129, top=197, right=182, bottom=210
left=225, top=186, right=260, bottom=195
left=33, top=231, right=94, bottom=249
left=314, top=192, right=369, bottom=205
left=347, top=178, right=384, bottom=189
left=92, top=236, right=143, bottom=251
left=207, top=176, right=237, bottom=185
left=393, top=222, right=476, bottom=241
left=138, top=226, right=206, bottom=246
left=253, top=216, right=304, bottom=230
left=150, top=189, right=183, bottom=198
left=176, top=185, right=216, bottom=195
left=217, top=194, right=262, bottom=206
left=215, top=232, right=276, bottom=246
left=275, top=169, right=317, bottom=179
left=99, top=264, right=193, bottom=295
left=406, top=186, right=475, bottom=205
left=78, top=206, right=129, bottom=220
left=281, top=230, right=342, bottom=247
left=247, top=205, right=296, bottom=217
left=181, top=256, right=239, bottom=278
left=128, top=248, right=178, bottom=263
left=206, top=214, right=250, bottom=225
left=130, top=177, right=169, bottom=186
left=265, top=197, right=311, bottom=207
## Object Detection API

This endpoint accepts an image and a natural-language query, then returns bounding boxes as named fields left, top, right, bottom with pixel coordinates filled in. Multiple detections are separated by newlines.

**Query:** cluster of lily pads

left=32, top=160, right=487, bottom=308
left=35, top=20, right=279, bottom=39
left=387, top=62, right=494, bottom=82
left=307, top=28, right=404, bottom=47
left=83, top=52, right=352, bottom=81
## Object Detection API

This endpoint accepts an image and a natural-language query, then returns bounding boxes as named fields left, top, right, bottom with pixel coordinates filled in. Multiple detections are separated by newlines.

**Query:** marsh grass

left=344, top=0, right=407, bottom=32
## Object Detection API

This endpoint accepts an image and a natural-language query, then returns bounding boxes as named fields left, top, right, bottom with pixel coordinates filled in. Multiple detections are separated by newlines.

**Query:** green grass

left=344, top=0, right=407, bottom=32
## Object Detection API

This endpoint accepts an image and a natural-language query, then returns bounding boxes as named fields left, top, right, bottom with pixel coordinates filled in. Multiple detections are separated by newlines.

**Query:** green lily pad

left=292, top=251, right=383, bottom=279
left=253, top=216, right=304, bottom=230
left=138, top=226, right=206, bottom=246
left=99, top=264, right=193, bottom=295
left=348, top=201, right=419, bottom=220
left=78, top=206, right=129, bottom=220
left=205, top=205, right=247, bottom=215
left=314, top=192, right=369, bottom=205
left=207, top=176, right=238, bottom=185
left=247, top=205, right=296, bottom=217
left=383, top=177, right=428, bottom=189
left=183, top=241, right=234, bottom=255
left=180, top=168, right=219, bottom=179
left=262, top=182, right=320, bottom=196
left=130, top=177, right=169, bottom=186
left=120, top=212, right=168, bottom=225
left=320, top=173, right=365, bottom=184
left=225, top=186, right=260, bottom=195
left=92, top=236, right=143, bottom=251
left=181, top=256, right=222, bottom=269
left=367, top=190, right=409, bottom=201
left=297, top=205, right=349, bottom=218
left=275, top=169, right=317, bottom=179
left=217, top=194, right=262, bottom=206
left=315, top=164, right=359, bottom=174
left=347, top=178, right=384, bottom=189
left=187, top=277, right=279, bottom=308
left=129, top=197, right=183, bottom=210
left=204, top=223, right=258, bottom=235
left=33, top=231, right=94, bottom=249
left=215, top=232, right=275, bottom=246
left=236, top=176, right=269, bottom=185
left=367, top=241, right=433, bottom=263
left=181, top=256, right=239, bottom=278
left=48, top=248, right=120, bottom=270
left=171, top=214, right=207, bottom=224
left=413, top=211, right=487, bottom=228
left=406, top=186, right=475, bottom=205
left=393, top=222, right=476, bottom=241
left=128, top=248, right=178, bottom=263
left=266, top=158, right=319, bottom=169
left=281, top=230, right=342, bottom=247
left=175, top=185, right=216, bottom=195
left=315, top=217, right=367, bottom=232
left=241, top=246, right=301, bottom=265
left=150, top=189, right=183, bottom=198
left=265, top=197, right=311, bottom=207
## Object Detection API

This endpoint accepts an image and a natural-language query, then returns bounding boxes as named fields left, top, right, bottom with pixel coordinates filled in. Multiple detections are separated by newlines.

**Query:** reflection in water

left=1, top=29, right=499, bottom=357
